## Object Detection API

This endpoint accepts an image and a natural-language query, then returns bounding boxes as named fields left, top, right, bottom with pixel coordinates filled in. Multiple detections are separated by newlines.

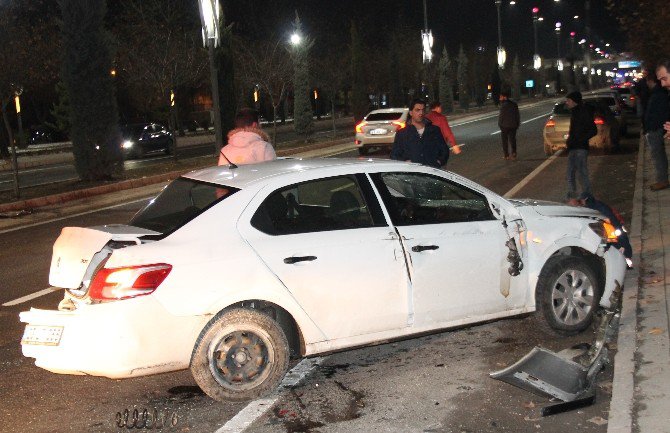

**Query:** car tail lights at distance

left=355, top=121, right=366, bottom=133
left=89, top=264, right=172, bottom=301
left=545, top=118, right=556, bottom=128
left=391, top=121, right=406, bottom=130
left=594, top=117, right=605, bottom=125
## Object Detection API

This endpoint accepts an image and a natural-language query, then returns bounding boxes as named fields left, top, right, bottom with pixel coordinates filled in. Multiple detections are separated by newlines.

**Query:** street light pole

left=495, top=0, right=506, bottom=69
left=198, top=0, right=224, bottom=155
left=532, top=7, right=540, bottom=70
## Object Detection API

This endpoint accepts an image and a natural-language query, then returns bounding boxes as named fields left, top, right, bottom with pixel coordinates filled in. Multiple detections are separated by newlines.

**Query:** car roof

left=182, top=158, right=420, bottom=188
left=366, top=108, right=408, bottom=115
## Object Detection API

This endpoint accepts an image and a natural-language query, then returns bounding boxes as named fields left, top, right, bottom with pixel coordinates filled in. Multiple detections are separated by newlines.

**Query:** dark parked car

left=121, top=123, right=173, bottom=159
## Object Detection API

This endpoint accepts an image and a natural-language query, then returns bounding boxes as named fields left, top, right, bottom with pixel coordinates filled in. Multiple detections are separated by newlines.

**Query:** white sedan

left=20, top=158, right=627, bottom=401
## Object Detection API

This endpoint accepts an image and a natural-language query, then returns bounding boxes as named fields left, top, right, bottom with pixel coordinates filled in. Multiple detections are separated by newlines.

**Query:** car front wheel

left=536, top=256, right=600, bottom=335
left=190, top=308, right=290, bottom=402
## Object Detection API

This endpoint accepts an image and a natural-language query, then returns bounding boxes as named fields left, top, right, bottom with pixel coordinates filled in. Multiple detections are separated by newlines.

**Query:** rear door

left=239, top=173, right=410, bottom=341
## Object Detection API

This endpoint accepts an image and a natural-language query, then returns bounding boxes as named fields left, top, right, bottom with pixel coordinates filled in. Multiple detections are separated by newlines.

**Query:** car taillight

left=392, top=121, right=406, bottom=130
left=594, top=117, right=605, bottom=125
left=545, top=118, right=556, bottom=128
left=355, top=121, right=366, bottom=133
left=629, top=95, right=636, bottom=101
left=89, top=264, right=172, bottom=301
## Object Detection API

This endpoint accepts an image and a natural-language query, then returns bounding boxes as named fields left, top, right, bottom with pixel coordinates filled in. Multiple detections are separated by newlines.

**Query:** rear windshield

left=366, top=112, right=404, bottom=121
left=553, top=102, right=570, bottom=115
left=130, top=178, right=238, bottom=235
left=585, top=97, right=616, bottom=106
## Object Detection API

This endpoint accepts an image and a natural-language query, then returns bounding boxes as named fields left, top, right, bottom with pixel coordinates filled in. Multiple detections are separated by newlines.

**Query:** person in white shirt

left=218, top=108, right=276, bottom=165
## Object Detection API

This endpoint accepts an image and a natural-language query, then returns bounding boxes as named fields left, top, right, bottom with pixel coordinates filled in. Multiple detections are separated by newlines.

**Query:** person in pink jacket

left=218, top=108, right=276, bottom=165
left=424, top=101, right=462, bottom=158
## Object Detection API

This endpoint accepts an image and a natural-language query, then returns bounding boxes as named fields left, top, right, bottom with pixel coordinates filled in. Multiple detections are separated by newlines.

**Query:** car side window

left=371, top=172, right=494, bottom=226
left=251, top=175, right=377, bottom=235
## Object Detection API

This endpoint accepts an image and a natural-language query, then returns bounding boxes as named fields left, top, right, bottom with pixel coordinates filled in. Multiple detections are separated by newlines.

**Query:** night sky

left=225, top=0, right=623, bottom=63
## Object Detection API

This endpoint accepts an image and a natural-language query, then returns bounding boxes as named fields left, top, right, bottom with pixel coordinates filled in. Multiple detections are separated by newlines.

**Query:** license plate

left=21, top=325, right=63, bottom=346
left=369, top=128, right=387, bottom=135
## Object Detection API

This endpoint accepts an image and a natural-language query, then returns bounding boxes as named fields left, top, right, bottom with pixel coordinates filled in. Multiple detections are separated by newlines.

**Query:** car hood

left=508, top=199, right=602, bottom=219
left=49, top=225, right=159, bottom=289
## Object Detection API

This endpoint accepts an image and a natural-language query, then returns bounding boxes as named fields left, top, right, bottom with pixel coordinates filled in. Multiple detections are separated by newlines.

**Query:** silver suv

left=354, top=108, right=409, bottom=155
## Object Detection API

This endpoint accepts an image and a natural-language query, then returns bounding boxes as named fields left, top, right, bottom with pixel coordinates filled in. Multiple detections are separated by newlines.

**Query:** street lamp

left=198, top=0, right=224, bottom=154
left=532, top=7, right=541, bottom=71
left=495, top=0, right=506, bottom=68
left=421, top=0, right=433, bottom=63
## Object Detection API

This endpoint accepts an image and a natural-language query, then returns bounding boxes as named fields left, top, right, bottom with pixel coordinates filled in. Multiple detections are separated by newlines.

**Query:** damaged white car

left=20, top=158, right=627, bottom=401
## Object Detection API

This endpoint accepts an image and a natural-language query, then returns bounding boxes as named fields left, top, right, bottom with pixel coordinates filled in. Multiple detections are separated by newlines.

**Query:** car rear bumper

left=355, top=132, right=396, bottom=147
left=20, top=296, right=207, bottom=378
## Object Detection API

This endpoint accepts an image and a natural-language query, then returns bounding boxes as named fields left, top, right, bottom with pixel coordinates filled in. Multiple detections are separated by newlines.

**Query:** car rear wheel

left=190, top=308, right=289, bottom=402
left=535, top=256, right=599, bottom=335
left=544, top=143, right=554, bottom=156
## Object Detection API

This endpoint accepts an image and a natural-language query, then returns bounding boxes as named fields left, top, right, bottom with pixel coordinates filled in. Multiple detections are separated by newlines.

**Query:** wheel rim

left=208, top=328, right=274, bottom=392
left=550, top=269, right=595, bottom=326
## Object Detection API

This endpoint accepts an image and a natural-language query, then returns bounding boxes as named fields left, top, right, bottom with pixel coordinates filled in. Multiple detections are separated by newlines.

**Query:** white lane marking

left=490, top=112, right=551, bottom=135
left=503, top=149, right=564, bottom=198
left=0, top=196, right=152, bottom=236
left=215, top=357, right=324, bottom=433
left=2, top=287, right=58, bottom=306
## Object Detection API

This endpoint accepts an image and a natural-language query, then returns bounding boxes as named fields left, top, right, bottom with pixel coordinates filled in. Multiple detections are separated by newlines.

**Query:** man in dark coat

left=565, top=91, right=596, bottom=200
left=390, top=99, right=449, bottom=168
left=644, top=73, right=669, bottom=191
left=498, top=90, right=520, bottom=160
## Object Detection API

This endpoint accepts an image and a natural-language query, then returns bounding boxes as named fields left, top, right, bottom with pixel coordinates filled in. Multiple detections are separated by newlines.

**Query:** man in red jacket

left=424, top=101, right=462, bottom=160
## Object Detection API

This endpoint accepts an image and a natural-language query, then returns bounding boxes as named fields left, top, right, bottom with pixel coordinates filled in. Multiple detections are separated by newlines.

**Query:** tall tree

left=215, top=11, right=237, bottom=137
left=350, top=21, right=368, bottom=122
left=438, top=48, right=455, bottom=113
left=291, top=14, right=314, bottom=139
left=314, top=46, right=350, bottom=136
left=115, top=0, right=207, bottom=123
left=388, top=34, right=403, bottom=107
left=457, top=45, right=470, bottom=111
left=59, top=0, right=122, bottom=180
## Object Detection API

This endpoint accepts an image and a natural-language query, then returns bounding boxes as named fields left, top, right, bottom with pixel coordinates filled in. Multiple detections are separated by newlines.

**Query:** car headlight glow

left=589, top=220, right=618, bottom=243
left=122, top=140, right=134, bottom=149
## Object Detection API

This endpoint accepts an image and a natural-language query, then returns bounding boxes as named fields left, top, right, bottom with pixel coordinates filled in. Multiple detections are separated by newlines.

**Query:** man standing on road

left=390, top=99, right=449, bottom=168
left=643, top=73, right=669, bottom=191
left=218, top=108, right=276, bottom=166
left=498, top=90, right=520, bottom=160
left=424, top=101, right=462, bottom=158
left=565, top=91, right=596, bottom=200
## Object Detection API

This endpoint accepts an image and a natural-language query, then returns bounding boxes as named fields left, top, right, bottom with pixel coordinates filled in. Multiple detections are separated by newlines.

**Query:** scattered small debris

left=435, top=363, right=445, bottom=367
left=649, top=327, right=665, bottom=335
left=587, top=416, right=608, bottom=426
left=522, top=401, right=536, bottom=409
left=0, top=209, right=33, bottom=218
left=523, top=415, right=542, bottom=422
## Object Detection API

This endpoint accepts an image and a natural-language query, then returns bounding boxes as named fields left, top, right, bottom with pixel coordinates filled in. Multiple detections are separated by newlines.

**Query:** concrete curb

left=607, top=135, right=644, bottom=433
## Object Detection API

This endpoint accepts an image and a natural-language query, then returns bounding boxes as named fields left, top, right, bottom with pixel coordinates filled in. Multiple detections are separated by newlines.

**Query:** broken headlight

left=589, top=220, right=618, bottom=243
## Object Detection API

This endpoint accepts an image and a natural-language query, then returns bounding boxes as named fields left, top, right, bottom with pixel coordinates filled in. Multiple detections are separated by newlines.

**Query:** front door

left=370, top=172, right=509, bottom=328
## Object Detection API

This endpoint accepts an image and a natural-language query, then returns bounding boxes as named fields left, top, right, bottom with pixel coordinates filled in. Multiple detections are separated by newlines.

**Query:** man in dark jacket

left=565, top=91, right=596, bottom=200
left=390, top=99, right=449, bottom=168
left=498, top=91, right=520, bottom=160
left=644, top=73, right=669, bottom=190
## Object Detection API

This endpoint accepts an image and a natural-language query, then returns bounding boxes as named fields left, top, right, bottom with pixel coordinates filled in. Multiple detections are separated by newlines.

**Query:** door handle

left=283, top=255, right=317, bottom=264
left=411, top=245, right=439, bottom=252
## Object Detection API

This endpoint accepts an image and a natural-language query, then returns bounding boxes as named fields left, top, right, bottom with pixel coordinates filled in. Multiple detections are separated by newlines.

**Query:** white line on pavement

left=490, top=112, right=551, bottom=135
left=503, top=148, right=564, bottom=198
left=215, top=357, right=324, bottom=433
left=2, top=287, right=58, bottom=306
left=0, top=196, right=152, bottom=236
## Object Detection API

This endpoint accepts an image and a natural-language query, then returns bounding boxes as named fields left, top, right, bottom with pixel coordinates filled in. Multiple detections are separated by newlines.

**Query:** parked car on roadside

left=355, top=108, right=409, bottom=155
left=611, top=86, right=637, bottom=114
left=543, top=94, right=626, bottom=155
left=120, top=123, right=173, bottom=159
left=20, top=158, right=627, bottom=402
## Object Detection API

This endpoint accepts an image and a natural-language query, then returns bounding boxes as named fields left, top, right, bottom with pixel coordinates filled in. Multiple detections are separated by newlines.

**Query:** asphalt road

left=0, top=99, right=640, bottom=433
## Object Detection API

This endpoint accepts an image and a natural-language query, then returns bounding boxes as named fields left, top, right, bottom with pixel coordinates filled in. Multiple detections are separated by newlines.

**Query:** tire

left=544, top=143, right=553, bottom=156
left=535, top=256, right=600, bottom=335
left=358, top=147, right=368, bottom=156
left=190, top=308, right=289, bottom=402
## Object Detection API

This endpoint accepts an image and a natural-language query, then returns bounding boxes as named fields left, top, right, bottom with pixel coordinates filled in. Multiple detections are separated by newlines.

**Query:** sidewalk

left=608, top=137, right=670, bottom=433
